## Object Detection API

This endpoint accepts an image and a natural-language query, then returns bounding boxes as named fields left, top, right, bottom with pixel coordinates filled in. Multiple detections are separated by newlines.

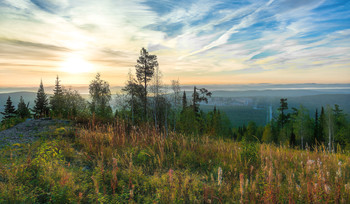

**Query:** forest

left=1, top=48, right=350, bottom=203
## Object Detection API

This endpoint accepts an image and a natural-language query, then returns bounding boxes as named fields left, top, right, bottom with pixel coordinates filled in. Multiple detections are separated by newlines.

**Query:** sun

left=61, top=55, right=93, bottom=74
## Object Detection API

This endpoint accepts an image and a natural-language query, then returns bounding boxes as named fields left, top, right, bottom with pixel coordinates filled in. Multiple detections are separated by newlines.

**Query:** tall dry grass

left=0, top=119, right=349, bottom=203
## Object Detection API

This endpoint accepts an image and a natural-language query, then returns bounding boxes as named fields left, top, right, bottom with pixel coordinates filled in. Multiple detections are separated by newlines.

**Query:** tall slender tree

left=33, top=80, right=49, bottom=118
left=278, top=98, right=289, bottom=128
left=150, top=65, right=163, bottom=128
left=182, top=91, right=187, bottom=111
left=325, top=105, right=334, bottom=152
left=318, top=107, right=326, bottom=144
left=122, top=70, right=143, bottom=124
left=135, top=47, right=158, bottom=119
left=314, top=109, right=319, bottom=145
left=171, top=79, right=181, bottom=132
left=1, top=96, right=16, bottom=119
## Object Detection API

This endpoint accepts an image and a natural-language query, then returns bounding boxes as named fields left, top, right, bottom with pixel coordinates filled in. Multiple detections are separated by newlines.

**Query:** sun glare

left=61, top=55, right=93, bottom=74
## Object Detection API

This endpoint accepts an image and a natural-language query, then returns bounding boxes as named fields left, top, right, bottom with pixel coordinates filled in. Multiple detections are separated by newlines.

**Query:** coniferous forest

left=1, top=48, right=350, bottom=203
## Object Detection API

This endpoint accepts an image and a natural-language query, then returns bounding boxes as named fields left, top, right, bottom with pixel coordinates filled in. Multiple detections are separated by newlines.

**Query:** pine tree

left=33, top=80, right=49, bottom=118
left=135, top=47, right=158, bottom=119
left=191, top=86, right=212, bottom=114
left=1, top=96, right=16, bottom=119
left=17, top=96, right=31, bottom=119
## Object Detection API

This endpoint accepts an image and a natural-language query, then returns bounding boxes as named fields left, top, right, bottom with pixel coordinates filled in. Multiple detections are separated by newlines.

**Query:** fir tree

left=33, top=80, right=49, bottom=118
left=17, top=96, right=31, bottom=119
left=1, top=96, right=16, bottom=119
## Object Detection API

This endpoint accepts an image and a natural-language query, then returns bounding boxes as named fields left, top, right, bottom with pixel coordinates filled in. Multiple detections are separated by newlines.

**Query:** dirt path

left=0, top=119, right=70, bottom=148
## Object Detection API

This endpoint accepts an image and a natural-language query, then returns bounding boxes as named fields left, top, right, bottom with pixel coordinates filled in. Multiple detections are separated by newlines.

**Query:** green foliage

left=32, top=141, right=64, bottom=167
left=0, top=117, right=24, bottom=130
left=240, top=140, right=260, bottom=172
left=17, top=96, right=31, bottom=119
left=262, top=124, right=273, bottom=143
left=89, top=73, right=113, bottom=119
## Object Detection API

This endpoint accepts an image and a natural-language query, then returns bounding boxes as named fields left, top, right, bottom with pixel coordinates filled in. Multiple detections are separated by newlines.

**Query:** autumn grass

left=0, top=121, right=350, bottom=203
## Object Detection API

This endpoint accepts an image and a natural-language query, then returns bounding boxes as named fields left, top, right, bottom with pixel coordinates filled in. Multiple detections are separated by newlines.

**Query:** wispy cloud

left=0, top=0, right=349, bottom=85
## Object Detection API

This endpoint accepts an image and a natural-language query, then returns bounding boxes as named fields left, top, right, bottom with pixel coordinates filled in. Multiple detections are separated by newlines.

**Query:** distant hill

left=202, top=93, right=350, bottom=127
left=211, top=89, right=350, bottom=97
left=0, top=92, right=38, bottom=120
left=0, top=92, right=37, bottom=109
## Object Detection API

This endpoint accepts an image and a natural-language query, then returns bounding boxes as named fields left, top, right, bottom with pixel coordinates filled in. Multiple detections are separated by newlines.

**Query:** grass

left=0, top=120, right=350, bottom=203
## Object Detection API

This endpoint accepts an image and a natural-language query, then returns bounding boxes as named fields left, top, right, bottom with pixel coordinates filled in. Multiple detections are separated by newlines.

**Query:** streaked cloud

left=0, top=0, right=349, bottom=86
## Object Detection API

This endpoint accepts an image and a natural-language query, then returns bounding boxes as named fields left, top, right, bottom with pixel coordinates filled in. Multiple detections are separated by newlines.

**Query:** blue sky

left=0, top=0, right=349, bottom=86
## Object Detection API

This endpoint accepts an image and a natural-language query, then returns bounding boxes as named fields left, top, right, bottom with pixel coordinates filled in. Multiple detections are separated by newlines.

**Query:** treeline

left=0, top=48, right=232, bottom=137
left=1, top=48, right=349, bottom=151
left=233, top=99, right=350, bottom=151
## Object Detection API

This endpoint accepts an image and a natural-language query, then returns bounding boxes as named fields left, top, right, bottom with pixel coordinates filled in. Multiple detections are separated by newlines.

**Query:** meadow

left=1, top=120, right=349, bottom=203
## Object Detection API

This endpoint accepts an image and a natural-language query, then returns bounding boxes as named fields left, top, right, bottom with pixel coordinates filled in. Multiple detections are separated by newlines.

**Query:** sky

left=0, top=0, right=350, bottom=87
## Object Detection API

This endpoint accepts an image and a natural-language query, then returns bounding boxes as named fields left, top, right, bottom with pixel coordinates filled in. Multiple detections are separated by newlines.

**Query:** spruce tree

left=33, top=80, right=49, bottom=118
left=17, top=96, right=31, bottom=119
left=278, top=98, right=289, bottom=128
left=50, top=75, right=64, bottom=117
left=319, top=106, right=326, bottom=144
left=1, top=96, right=16, bottom=119
left=314, top=109, right=319, bottom=145
left=182, top=91, right=187, bottom=111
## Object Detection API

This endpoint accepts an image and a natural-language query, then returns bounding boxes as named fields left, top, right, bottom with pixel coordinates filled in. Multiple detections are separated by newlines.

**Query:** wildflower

left=336, top=167, right=342, bottom=177
left=240, top=173, right=244, bottom=203
left=345, top=183, right=350, bottom=191
left=324, top=184, right=331, bottom=194
left=307, top=160, right=315, bottom=166
left=240, top=173, right=244, bottom=195
left=169, top=168, right=174, bottom=183
left=338, top=161, right=342, bottom=166
left=218, top=167, right=223, bottom=186
left=317, top=158, right=322, bottom=167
